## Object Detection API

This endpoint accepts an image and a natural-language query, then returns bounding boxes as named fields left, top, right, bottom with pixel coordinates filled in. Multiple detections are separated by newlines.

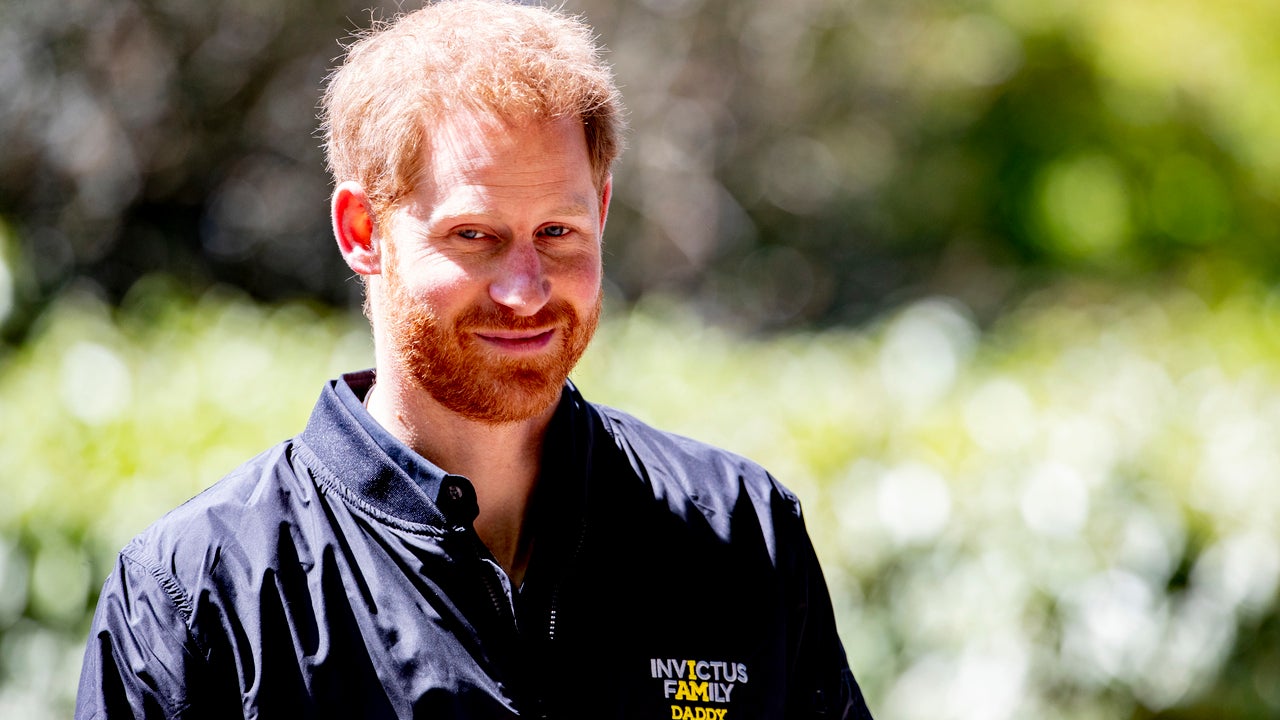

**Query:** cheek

left=558, top=249, right=603, bottom=299
left=392, top=255, right=481, bottom=302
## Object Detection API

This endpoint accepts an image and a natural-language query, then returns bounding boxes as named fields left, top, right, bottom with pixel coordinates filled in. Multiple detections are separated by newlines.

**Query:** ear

left=332, top=181, right=381, bottom=275
left=598, top=174, right=613, bottom=233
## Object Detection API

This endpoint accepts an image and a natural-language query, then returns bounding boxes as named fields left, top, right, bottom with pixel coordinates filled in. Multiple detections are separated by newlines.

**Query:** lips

left=472, top=328, right=556, bottom=352
left=455, top=302, right=573, bottom=355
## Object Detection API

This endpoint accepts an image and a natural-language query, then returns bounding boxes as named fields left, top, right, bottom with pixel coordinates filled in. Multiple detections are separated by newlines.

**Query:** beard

left=380, top=268, right=601, bottom=425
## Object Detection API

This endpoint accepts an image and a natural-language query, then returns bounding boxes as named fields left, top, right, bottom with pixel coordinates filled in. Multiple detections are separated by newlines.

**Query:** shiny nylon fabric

left=76, top=373, right=873, bottom=719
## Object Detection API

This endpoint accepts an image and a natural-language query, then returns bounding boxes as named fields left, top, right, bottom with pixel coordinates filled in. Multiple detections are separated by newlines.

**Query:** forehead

left=414, top=113, right=595, bottom=200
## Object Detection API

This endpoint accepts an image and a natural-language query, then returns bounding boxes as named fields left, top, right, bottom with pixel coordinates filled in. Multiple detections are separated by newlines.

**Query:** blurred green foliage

left=3, top=0, right=1280, bottom=335
left=4, top=0, right=1280, bottom=717
left=0, top=279, right=373, bottom=718
left=3, top=281, right=1280, bottom=718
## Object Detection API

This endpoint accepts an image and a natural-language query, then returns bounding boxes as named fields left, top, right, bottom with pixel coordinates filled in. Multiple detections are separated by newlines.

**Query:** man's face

left=375, top=114, right=608, bottom=424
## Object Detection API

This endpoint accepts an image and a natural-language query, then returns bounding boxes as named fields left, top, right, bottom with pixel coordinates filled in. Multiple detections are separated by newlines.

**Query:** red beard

left=382, top=270, right=601, bottom=424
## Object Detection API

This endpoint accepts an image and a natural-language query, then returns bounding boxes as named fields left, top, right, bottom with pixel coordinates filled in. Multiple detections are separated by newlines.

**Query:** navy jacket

left=77, top=371, right=873, bottom=719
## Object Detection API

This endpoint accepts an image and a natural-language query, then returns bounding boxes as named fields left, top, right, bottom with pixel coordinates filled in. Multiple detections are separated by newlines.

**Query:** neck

left=366, top=371, right=555, bottom=586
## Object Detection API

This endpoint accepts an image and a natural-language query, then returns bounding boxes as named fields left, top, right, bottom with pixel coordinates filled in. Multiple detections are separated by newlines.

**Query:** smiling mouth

left=473, top=328, right=556, bottom=352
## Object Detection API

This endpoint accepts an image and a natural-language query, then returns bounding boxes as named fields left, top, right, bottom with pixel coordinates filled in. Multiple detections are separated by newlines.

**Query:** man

left=76, top=1, right=874, bottom=718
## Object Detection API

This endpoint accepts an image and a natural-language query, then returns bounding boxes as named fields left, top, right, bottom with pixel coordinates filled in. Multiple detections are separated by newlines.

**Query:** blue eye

left=541, top=226, right=571, bottom=238
left=457, top=228, right=488, bottom=240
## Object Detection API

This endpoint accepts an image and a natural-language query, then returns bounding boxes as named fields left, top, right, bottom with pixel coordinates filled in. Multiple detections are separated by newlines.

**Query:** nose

left=489, top=240, right=551, bottom=316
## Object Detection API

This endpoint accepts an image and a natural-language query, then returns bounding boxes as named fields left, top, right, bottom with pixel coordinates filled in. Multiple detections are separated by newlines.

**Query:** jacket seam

left=291, top=437, right=447, bottom=537
left=115, top=546, right=213, bottom=665
left=118, top=545, right=194, bottom=624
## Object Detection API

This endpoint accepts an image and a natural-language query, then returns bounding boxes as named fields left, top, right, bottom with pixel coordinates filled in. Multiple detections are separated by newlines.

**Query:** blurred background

left=2, top=0, right=1279, bottom=717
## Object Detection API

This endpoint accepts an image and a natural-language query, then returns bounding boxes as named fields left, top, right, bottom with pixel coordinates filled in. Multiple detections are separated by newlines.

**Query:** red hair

left=321, top=0, right=625, bottom=217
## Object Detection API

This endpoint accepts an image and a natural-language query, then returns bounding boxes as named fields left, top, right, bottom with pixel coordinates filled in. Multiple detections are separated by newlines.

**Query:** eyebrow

left=549, top=202, right=592, bottom=217
left=435, top=202, right=594, bottom=223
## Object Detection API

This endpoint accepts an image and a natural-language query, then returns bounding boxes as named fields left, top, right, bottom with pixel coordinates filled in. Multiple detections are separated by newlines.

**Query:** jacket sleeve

left=75, top=549, right=228, bottom=720
left=783, top=503, right=875, bottom=720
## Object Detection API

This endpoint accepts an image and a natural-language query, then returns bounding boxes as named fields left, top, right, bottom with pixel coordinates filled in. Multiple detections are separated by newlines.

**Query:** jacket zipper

left=532, top=519, right=587, bottom=720
left=481, top=567, right=512, bottom=627
left=472, top=537, right=517, bottom=630
left=546, top=519, right=588, bottom=642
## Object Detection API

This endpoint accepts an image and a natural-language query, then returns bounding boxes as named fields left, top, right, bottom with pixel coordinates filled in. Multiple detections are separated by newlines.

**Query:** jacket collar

left=298, top=369, right=596, bottom=531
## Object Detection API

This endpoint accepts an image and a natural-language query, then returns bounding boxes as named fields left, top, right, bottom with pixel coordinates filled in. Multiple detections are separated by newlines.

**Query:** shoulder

left=119, top=440, right=314, bottom=604
left=80, top=443, right=310, bottom=716
left=590, top=402, right=804, bottom=535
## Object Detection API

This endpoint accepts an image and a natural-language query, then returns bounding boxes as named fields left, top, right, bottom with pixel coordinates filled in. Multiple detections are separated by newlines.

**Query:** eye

left=539, top=225, right=572, bottom=238
left=456, top=228, right=490, bottom=240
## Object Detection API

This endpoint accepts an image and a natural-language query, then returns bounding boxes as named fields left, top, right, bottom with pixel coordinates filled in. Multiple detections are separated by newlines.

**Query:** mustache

left=453, top=300, right=577, bottom=332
